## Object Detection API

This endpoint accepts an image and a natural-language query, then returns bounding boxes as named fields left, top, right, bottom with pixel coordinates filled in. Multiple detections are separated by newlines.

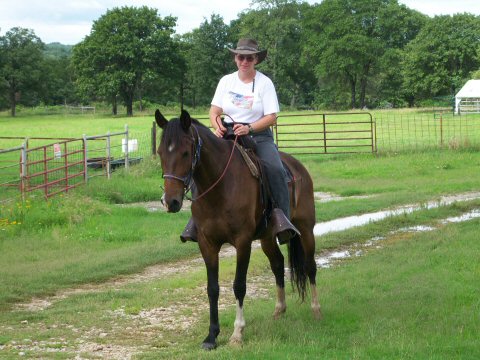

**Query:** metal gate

left=24, top=139, right=86, bottom=198
left=274, top=112, right=376, bottom=154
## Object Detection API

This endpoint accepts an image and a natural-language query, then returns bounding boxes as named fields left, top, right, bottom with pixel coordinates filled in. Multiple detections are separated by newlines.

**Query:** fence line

left=3, top=112, right=480, bottom=203
left=0, top=125, right=155, bottom=203
left=0, top=144, right=26, bottom=204
left=374, top=112, right=480, bottom=152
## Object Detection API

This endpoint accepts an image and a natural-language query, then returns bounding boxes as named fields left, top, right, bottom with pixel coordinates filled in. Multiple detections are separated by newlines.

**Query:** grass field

left=1, top=110, right=480, bottom=358
left=1, top=150, right=480, bottom=357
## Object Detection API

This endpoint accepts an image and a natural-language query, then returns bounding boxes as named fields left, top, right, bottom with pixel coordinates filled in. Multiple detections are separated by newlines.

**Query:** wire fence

left=3, top=111, right=480, bottom=203
left=374, top=111, right=480, bottom=152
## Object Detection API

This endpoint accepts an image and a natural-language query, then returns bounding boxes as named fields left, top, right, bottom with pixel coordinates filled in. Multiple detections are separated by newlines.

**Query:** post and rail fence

left=0, top=125, right=153, bottom=203
left=4, top=111, right=480, bottom=203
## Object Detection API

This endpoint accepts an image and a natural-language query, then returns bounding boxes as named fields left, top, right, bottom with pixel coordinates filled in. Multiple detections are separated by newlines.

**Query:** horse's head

left=155, top=109, right=197, bottom=213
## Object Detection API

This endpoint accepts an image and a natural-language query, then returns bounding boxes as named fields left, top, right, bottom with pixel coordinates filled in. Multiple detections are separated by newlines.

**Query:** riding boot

left=271, top=208, right=300, bottom=245
left=180, top=217, right=197, bottom=243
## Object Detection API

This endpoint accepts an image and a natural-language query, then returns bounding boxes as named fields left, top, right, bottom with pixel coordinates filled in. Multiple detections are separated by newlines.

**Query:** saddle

left=222, top=123, right=299, bottom=238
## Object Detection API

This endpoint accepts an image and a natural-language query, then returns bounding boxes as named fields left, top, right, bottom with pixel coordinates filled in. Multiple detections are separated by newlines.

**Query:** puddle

left=314, top=192, right=374, bottom=203
left=123, top=191, right=369, bottom=212
left=314, top=191, right=480, bottom=236
left=315, top=208, right=480, bottom=269
left=441, top=209, right=480, bottom=224
left=395, top=225, right=436, bottom=233
left=316, top=250, right=352, bottom=268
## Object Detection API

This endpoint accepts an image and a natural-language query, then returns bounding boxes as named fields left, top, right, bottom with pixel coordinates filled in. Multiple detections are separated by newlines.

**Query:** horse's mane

left=160, top=117, right=212, bottom=145
left=161, top=116, right=256, bottom=151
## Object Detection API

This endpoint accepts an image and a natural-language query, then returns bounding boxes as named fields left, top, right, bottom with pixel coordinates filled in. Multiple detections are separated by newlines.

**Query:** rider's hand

left=233, top=124, right=249, bottom=136
left=214, top=124, right=227, bottom=138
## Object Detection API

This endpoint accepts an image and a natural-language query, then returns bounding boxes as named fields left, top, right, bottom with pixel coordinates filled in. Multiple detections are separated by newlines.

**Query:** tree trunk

left=112, top=96, right=117, bottom=115
left=10, top=90, right=16, bottom=117
left=359, top=62, right=371, bottom=109
left=359, top=77, right=367, bottom=109
left=126, top=92, right=134, bottom=116
left=349, top=77, right=357, bottom=109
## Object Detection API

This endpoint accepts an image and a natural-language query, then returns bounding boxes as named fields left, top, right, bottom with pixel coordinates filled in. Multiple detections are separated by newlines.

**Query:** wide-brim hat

left=228, top=38, right=267, bottom=64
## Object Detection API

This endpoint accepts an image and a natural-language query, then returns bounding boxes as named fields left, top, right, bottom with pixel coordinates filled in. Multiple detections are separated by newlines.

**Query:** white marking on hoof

left=310, top=284, right=322, bottom=320
left=273, top=286, right=286, bottom=319
left=230, top=300, right=245, bottom=345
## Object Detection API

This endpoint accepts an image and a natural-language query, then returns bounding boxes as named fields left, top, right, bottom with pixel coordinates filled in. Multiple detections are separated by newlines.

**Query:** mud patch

left=117, top=200, right=191, bottom=212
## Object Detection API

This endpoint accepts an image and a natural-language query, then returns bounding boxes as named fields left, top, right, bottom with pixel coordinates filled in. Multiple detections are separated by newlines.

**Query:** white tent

left=455, top=80, right=480, bottom=114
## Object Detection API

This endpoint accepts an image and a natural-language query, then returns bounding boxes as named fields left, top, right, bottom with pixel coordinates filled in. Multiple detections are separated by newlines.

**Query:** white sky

left=0, top=0, right=479, bottom=45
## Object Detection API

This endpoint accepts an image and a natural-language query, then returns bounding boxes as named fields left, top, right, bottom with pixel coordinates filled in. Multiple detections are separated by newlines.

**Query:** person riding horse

left=181, top=38, right=299, bottom=244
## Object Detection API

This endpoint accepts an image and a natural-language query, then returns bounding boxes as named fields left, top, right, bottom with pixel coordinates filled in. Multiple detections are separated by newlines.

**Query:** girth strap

left=234, top=143, right=260, bottom=179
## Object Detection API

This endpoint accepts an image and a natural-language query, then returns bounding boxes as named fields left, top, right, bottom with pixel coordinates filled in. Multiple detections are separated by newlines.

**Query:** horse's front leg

left=200, top=245, right=220, bottom=350
left=230, top=243, right=252, bottom=346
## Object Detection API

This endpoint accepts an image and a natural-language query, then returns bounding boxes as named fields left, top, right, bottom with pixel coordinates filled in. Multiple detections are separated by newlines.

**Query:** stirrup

left=180, top=218, right=197, bottom=243
left=271, top=208, right=300, bottom=245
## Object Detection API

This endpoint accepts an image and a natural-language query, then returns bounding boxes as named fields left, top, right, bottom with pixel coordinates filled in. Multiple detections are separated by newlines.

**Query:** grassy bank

left=1, top=113, right=480, bottom=358
left=1, top=149, right=480, bottom=307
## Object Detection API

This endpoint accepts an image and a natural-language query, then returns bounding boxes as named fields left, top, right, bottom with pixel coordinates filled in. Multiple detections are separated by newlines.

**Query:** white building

left=455, top=80, right=480, bottom=114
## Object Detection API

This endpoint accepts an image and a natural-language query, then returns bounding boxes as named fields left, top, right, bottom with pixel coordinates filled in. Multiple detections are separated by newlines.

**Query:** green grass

left=2, top=149, right=480, bottom=308
left=1, top=110, right=480, bottom=358
left=1, top=204, right=478, bottom=359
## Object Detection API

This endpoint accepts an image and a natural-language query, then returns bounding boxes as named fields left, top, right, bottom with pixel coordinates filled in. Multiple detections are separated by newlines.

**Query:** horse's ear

left=180, top=109, right=191, bottom=133
left=155, top=109, right=168, bottom=129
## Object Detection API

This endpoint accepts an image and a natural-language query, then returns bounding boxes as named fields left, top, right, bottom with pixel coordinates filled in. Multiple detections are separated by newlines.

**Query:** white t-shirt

left=211, top=71, right=280, bottom=124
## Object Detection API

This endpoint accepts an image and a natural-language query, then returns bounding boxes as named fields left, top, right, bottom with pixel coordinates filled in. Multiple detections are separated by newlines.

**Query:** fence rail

left=0, top=125, right=155, bottom=203
left=275, top=113, right=376, bottom=154
left=4, top=111, right=480, bottom=203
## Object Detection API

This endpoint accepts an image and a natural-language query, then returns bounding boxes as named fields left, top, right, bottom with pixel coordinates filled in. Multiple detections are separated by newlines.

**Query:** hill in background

left=44, top=42, right=73, bottom=58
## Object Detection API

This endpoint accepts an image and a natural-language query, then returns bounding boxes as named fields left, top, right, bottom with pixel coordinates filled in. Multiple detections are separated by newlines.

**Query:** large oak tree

left=72, top=6, right=182, bottom=116
left=0, top=27, right=44, bottom=116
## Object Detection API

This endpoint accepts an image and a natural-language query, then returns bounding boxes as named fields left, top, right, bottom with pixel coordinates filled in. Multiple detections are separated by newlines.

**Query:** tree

left=234, top=0, right=316, bottom=107
left=72, top=6, right=183, bottom=116
left=0, top=27, right=44, bottom=116
left=40, top=44, right=77, bottom=106
left=402, top=14, right=480, bottom=103
left=303, top=0, right=425, bottom=109
left=182, top=14, right=232, bottom=108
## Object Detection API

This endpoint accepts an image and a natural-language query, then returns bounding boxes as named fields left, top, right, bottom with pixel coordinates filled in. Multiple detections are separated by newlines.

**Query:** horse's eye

left=182, top=151, right=189, bottom=158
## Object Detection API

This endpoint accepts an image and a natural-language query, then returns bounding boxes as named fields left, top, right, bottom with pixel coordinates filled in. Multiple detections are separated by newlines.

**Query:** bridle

left=162, top=125, right=202, bottom=197
left=161, top=115, right=239, bottom=202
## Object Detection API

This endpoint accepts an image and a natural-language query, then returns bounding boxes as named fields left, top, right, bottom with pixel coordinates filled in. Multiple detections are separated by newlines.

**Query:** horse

left=155, top=109, right=321, bottom=350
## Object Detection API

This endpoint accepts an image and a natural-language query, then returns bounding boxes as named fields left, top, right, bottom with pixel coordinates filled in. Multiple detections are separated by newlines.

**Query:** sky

left=0, top=0, right=479, bottom=45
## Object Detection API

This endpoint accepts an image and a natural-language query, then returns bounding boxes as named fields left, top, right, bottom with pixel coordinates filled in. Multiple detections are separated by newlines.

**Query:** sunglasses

left=237, top=54, right=256, bottom=62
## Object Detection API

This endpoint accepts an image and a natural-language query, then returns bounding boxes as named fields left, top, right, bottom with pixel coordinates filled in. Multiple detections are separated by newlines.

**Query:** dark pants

left=251, top=129, right=290, bottom=219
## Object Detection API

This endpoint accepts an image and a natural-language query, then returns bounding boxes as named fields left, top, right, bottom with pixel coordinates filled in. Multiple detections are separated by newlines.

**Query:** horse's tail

left=288, top=235, right=308, bottom=302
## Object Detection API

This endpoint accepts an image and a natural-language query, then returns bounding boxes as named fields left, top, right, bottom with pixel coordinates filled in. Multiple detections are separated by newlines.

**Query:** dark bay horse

left=155, top=109, right=321, bottom=349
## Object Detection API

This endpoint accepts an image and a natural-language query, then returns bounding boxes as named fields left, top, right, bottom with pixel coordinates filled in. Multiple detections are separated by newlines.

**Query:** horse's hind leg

left=261, top=237, right=286, bottom=319
left=230, top=243, right=252, bottom=346
left=297, top=223, right=322, bottom=320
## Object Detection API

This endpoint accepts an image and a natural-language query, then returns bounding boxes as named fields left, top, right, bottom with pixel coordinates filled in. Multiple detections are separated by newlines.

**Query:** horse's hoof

left=313, top=309, right=323, bottom=321
left=202, top=342, right=217, bottom=350
left=229, top=335, right=243, bottom=347
left=273, top=307, right=286, bottom=319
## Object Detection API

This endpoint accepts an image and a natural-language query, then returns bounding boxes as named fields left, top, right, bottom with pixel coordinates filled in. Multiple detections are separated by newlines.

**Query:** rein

left=163, top=115, right=239, bottom=202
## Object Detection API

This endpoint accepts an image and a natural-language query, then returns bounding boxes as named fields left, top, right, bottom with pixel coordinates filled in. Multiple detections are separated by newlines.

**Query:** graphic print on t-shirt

left=228, top=91, right=253, bottom=110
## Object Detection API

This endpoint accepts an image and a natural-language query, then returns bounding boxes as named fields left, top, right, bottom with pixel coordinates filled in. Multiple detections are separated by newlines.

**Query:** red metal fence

left=24, top=139, right=86, bottom=198
left=0, top=126, right=151, bottom=202
left=2, top=113, right=377, bottom=202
